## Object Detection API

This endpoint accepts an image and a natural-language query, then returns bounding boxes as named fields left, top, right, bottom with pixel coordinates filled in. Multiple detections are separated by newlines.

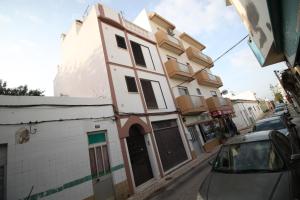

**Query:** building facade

left=0, top=96, right=121, bottom=200
left=133, top=10, right=234, bottom=155
left=231, top=99, right=264, bottom=131
left=54, top=4, right=192, bottom=198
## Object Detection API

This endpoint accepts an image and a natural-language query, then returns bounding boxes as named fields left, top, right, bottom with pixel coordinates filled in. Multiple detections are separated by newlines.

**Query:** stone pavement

left=127, top=147, right=220, bottom=200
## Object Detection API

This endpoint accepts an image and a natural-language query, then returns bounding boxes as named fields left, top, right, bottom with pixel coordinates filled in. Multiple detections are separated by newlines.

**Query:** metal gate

left=0, top=144, right=7, bottom=200
left=88, top=132, right=115, bottom=200
left=152, top=119, right=188, bottom=172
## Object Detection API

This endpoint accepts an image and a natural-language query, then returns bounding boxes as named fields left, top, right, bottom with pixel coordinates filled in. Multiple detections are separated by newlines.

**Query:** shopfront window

left=198, top=120, right=220, bottom=143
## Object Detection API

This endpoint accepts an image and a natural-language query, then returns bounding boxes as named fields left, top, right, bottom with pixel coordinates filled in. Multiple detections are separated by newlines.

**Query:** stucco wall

left=0, top=96, right=125, bottom=200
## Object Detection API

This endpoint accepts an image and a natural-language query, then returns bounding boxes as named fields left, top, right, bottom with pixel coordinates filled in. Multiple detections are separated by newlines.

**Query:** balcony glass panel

left=166, top=34, right=180, bottom=45
left=177, top=62, right=190, bottom=73
left=219, top=98, right=228, bottom=106
left=207, top=73, right=217, bottom=81
left=191, top=96, right=204, bottom=108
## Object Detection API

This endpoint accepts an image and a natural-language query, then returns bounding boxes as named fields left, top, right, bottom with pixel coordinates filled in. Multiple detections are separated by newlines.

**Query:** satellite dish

left=15, top=127, right=30, bottom=144
left=221, top=90, right=228, bottom=95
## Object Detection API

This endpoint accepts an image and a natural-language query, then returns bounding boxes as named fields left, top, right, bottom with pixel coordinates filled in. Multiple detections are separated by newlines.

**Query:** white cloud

left=229, top=48, right=261, bottom=71
left=0, top=14, right=12, bottom=24
left=14, top=10, right=44, bottom=24
left=154, top=0, right=238, bottom=35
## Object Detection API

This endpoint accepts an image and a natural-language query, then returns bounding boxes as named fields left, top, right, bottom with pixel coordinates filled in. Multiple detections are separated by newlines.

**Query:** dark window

left=131, top=41, right=146, bottom=67
left=272, top=131, right=291, bottom=159
left=210, top=91, right=217, bottom=97
left=125, top=76, right=138, bottom=92
left=115, top=35, right=127, bottom=49
left=196, top=88, right=202, bottom=95
left=140, top=79, right=158, bottom=109
left=152, top=120, right=188, bottom=171
left=178, top=87, right=189, bottom=96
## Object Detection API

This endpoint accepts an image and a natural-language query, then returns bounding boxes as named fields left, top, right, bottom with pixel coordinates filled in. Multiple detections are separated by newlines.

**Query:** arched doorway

left=126, top=124, right=153, bottom=187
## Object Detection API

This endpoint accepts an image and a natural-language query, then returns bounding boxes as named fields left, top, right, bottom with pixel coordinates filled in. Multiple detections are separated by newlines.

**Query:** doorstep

left=126, top=146, right=220, bottom=200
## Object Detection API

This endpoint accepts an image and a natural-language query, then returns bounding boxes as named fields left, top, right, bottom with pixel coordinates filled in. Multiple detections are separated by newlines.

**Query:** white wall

left=110, top=65, right=145, bottom=113
left=0, top=96, right=125, bottom=200
left=102, top=22, right=132, bottom=66
left=232, top=101, right=264, bottom=130
left=54, top=6, right=111, bottom=101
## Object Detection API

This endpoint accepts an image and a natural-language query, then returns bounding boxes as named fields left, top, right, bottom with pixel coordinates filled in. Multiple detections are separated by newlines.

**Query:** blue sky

left=0, top=0, right=285, bottom=99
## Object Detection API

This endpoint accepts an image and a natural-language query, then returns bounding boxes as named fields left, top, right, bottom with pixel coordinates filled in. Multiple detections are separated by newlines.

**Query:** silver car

left=198, top=131, right=300, bottom=200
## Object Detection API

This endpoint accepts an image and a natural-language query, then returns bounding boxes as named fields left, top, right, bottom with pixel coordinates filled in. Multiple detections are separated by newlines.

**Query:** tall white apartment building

left=54, top=4, right=193, bottom=199
left=134, top=11, right=235, bottom=156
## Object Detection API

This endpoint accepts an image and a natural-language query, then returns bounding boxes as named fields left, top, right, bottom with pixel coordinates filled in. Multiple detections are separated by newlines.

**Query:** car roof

left=255, top=116, right=281, bottom=124
left=225, top=131, right=271, bottom=145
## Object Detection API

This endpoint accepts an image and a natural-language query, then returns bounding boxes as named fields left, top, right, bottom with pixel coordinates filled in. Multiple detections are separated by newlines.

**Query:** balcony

left=176, top=95, right=208, bottom=115
left=195, top=70, right=223, bottom=88
left=186, top=46, right=213, bottom=67
left=155, top=30, right=185, bottom=55
left=165, top=59, right=194, bottom=81
left=206, top=97, right=233, bottom=114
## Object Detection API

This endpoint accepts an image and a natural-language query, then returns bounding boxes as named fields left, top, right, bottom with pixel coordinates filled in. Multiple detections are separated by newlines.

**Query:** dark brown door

left=126, top=125, right=153, bottom=186
left=152, top=120, right=188, bottom=171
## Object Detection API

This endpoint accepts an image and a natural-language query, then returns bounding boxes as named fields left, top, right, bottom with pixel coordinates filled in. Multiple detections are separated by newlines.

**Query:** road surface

left=148, top=159, right=212, bottom=200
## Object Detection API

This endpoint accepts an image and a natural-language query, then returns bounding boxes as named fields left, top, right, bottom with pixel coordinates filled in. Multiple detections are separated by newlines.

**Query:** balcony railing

left=195, top=70, right=223, bottom=88
left=186, top=46, right=213, bottom=67
left=165, top=59, right=194, bottom=81
left=176, top=95, right=208, bottom=115
left=155, top=30, right=185, bottom=55
left=206, top=97, right=233, bottom=112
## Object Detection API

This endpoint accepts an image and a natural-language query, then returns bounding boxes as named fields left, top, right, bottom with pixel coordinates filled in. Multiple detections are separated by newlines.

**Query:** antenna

left=82, top=5, right=90, bottom=19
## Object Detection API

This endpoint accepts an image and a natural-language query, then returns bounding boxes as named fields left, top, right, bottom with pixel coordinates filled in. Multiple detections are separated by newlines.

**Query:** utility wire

left=172, top=34, right=249, bottom=88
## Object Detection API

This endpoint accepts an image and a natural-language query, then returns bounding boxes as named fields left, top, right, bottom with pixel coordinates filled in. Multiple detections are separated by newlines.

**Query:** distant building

left=224, top=91, right=264, bottom=130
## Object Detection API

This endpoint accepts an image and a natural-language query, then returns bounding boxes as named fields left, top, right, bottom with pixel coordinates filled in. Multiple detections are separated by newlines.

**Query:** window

left=140, top=79, right=158, bottom=109
left=125, top=76, right=138, bottom=92
left=87, top=132, right=110, bottom=179
left=210, top=91, right=218, bottom=97
left=199, top=120, right=220, bottom=142
left=115, top=35, right=127, bottom=49
left=196, top=88, right=202, bottom=95
left=131, top=41, right=146, bottom=67
left=178, top=87, right=189, bottom=96
left=213, top=141, right=284, bottom=173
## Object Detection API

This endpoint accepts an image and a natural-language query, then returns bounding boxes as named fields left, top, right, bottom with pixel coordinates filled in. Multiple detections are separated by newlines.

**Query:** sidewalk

left=127, top=147, right=220, bottom=200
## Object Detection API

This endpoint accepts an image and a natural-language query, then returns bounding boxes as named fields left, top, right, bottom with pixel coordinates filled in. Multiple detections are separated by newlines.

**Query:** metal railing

left=166, top=34, right=181, bottom=45
left=176, top=62, right=191, bottom=73
left=190, top=95, right=204, bottom=108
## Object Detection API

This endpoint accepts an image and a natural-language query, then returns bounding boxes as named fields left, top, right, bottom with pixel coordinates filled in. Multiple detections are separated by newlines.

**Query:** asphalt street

left=148, top=158, right=213, bottom=200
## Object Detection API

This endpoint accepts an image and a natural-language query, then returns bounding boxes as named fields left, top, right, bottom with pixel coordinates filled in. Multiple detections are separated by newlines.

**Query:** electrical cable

left=172, top=34, right=249, bottom=88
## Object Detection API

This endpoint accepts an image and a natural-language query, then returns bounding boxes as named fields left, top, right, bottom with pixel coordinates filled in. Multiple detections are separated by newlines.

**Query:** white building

left=0, top=95, right=123, bottom=200
left=133, top=11, right=234, bottom=155
left=54, top=4, right=192, bottom=198
left=225, top=91, right=264, bottom=130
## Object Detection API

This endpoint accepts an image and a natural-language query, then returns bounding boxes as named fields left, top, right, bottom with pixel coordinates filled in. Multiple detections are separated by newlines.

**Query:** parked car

left=253, top=116, right=291, bottom=136
left=198, top=130, right=300, bottom=200
left=272, top=104, right=289, bottom=117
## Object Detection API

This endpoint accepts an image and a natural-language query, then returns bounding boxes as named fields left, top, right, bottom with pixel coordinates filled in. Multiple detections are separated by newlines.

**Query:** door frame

left=87, top=131, right=116, bottom=199
left=124, top=126, right=156, bottom=191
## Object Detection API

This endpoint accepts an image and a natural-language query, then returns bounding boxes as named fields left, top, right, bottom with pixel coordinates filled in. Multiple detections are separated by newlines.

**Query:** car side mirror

left=291, top=154, right=300, bottom=163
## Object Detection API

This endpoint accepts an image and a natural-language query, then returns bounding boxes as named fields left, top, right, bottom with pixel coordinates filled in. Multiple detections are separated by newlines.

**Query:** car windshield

left=213, top=141, right=284, bottom=173
left=255, top=118, right=285, bottom=131
left=274, top=107, right=285, bottom=113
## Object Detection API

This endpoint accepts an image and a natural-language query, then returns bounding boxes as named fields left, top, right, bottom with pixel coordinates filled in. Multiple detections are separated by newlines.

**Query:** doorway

left=87, top=132, right=115, bottom=200
left=126, top=125, right=153, bottom=187
left=188, top=126, right=204, bottom=157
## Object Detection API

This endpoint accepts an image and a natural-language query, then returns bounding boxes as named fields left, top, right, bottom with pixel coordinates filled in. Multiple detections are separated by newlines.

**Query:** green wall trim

left=21, top=164, right=124, bottom=200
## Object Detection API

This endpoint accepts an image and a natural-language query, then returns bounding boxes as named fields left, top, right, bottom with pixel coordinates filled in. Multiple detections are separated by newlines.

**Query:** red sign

left=210, top=109, right=233, bottom=117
